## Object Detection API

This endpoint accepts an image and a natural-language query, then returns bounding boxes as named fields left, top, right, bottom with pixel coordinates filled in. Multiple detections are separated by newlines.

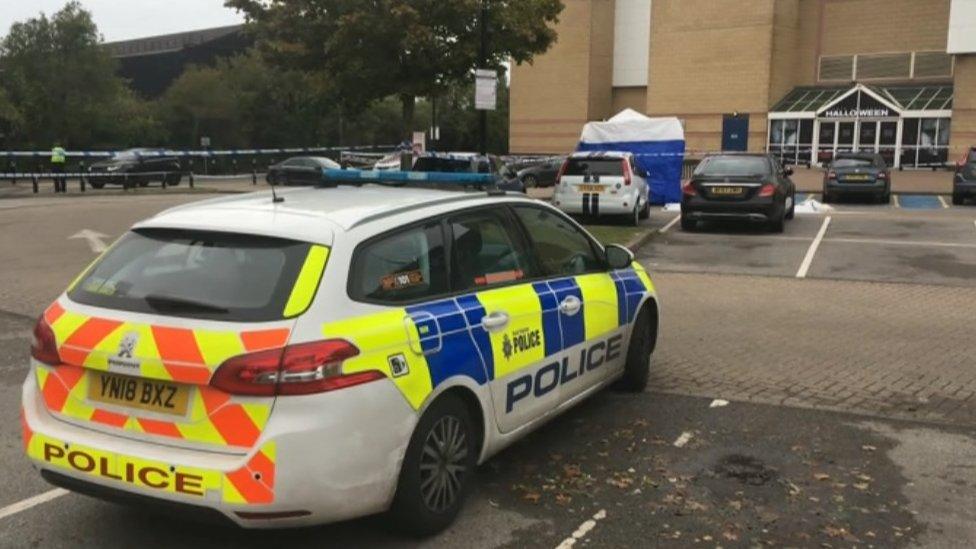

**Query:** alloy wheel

left=418, top=415, right=469, bottom=513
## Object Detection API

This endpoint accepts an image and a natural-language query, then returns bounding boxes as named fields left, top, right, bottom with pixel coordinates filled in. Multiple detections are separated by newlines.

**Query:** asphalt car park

left=1, top=189, right=975, bottom=547
left=642, top=198, right=976, bottom=287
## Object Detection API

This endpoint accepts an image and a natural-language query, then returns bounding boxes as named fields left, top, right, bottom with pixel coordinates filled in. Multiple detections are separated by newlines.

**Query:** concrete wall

left=951, top=55, right=976, bottom=157
left=646, top=0, right=778, bottom=153
left=509, top=0, right=615, bottom=153
left=510, top=0, right=960, bottom=155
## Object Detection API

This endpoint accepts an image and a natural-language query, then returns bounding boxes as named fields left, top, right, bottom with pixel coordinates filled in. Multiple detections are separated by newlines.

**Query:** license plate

left=711, top=186, right=744, bottom=195
left=88, top=372, right=190, bottom=416
left=578, top=184, right=605, bottom=193
left=845, top=175, right=871, bottom=181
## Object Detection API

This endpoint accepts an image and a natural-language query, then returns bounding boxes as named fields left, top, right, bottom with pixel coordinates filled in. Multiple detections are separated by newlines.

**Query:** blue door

left=722, top=114, right=750, bottom=151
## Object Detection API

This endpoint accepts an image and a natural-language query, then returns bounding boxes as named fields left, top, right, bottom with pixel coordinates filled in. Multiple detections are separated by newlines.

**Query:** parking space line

left=0, top=489, right=69, bottom=521
left=555, top=509, right=607, bottom=549
left=658, top=214, right=681, bottom=234
left=796, top=216, right=831, bottom=279
left=893, top=194, right=900, bottom=208
left=825, top=237, right=976, bottom=249
left=938, top=195, right=949, bottom=209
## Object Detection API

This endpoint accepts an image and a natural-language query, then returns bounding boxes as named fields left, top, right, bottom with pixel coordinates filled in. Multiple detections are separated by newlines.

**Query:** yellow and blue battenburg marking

left=327, top=265, right=652, bottom=411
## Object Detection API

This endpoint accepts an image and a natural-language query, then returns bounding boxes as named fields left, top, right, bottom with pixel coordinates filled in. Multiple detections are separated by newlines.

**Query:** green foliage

left=226, top=0, right=562, bottom=138
left=0, top=2, right=162, bottom=149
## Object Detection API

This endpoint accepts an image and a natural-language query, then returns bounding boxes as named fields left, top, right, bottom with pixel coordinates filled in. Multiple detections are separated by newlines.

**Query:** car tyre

left=639, top=199, right=651, bottom=220
left=785, top=192, right=796, bottom=219
left=953, top=193, right=964, bottom=206
left=89, top=180, right=105, bottom=190
left=680, top=215, right=696, bottom=232
left=880, top=191, right=891, bottom=204
left=615, top=305, right=656, bottom=392
left=165, top=172, right=182, bottom=186
left=768, top=209, right=785, bottom=233
left=821, top=190, right=830, bottom=203
left=627, top=205, right=640, bottom=227
left=522, top=175, right=538, bottom=188
left=389, top=393, right=477, bottom=537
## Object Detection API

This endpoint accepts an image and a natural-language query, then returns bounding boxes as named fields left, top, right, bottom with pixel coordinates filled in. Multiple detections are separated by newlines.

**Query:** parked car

left=551, top=151, right=651, bottom=226
left=411, top=152, right=525, bottom=193
left=952, top=147, right=976, bottom=205
left=516, top=157, right=564, bottom=188
left=822, top=152, right=891, bottom=204
left=681, top=153, right=795, bottom=233
left=267, top=156, right=341, bottom=185
left=87, top=149, right=182, bottom=188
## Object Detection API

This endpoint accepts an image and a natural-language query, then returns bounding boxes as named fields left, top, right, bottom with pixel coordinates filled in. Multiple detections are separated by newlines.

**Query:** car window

left=564, top=158, right=623, bottom=177
left=833, top=158, right=874, bottom=168
left=449, top=210, right=533, bottom=291
left=68, top=229, right=319, bottom=321
left=351, top=222, right=447, bottom=304
left=283, top=158, right=304, bottom=167
left=694, top=156, right=771, bottom=177
left=512, top=206, right=603, bottom=277
left=968, top=150, right=976, bottom=164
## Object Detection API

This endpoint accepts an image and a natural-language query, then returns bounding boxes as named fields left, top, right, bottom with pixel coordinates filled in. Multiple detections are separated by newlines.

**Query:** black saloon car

left=822, top=152, right=890, bottom=204
left=681, top=153, right=795, bottom=233
left=952, top=147, right=976, bottom=206
left=267, top=156, right=342, bottom=185
left=87, top=149, right=182, bottom=188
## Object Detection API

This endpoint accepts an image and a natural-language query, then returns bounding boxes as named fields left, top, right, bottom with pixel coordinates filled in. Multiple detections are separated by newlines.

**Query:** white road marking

left=709, top=399, right=729, bottom=408
left=796, top=216, right=832, bottom=279
left=555, top=509, right=607, bottom=549
left=825, top=237, right=976, bottom=249
left=938, top=195, right=949, bottom=209
left=893, top=194, right=901, bottom=208
left=69, top=229, right=109, bottom=253
left=0, top=489, right=69, bottom=521
left=658, top=214, right=681, bottom=234
left=673, top=431, right=694, bottom=448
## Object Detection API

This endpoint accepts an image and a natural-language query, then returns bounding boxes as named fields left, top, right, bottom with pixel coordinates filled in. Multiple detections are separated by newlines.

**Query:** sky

left=0, top=0, right=245, bottom=42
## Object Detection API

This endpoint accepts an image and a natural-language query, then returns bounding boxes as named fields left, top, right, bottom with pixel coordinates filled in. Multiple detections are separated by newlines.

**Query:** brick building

left=510, top=0, right=976, bottom=169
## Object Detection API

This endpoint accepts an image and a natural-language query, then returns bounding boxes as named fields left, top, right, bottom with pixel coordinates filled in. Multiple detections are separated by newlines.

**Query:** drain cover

left=713, top=454, right=777, bottom=486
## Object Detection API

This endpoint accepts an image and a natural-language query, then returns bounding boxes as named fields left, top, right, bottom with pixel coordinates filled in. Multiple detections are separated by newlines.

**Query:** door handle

left=558, top=295, right=582, bottom=316
left=481, top=311, right=510, bottom=332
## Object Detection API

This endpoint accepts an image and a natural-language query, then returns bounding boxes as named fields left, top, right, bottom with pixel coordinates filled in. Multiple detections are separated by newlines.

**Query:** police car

left=22, top=176, right=659, bottom=535
left=552, top=151, right=651, bottom=225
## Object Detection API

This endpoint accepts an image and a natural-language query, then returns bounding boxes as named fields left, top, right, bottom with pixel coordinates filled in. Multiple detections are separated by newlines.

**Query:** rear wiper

left=143, top=294, right=229, bottom=314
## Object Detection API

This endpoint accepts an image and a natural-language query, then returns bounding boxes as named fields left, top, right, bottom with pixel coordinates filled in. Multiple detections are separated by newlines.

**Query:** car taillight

left=758, top=184, right=776, bottom=197
left=555, top=160, right=568, bottom=186
left=31, top=316, right=61, bottom=366
left=210, top=339, right=381, bottom=396
left=622, top=160, right=632, bottom=186
left=827, top=171, right=837, bottom=179
left=876, top=172, right=887, bottom=180
left=681, top=180, right=696, bottom=196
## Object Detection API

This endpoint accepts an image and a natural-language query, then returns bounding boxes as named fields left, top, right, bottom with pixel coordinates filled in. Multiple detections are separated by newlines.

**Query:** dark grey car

left=87, top=149, right=182, bottom=188
left=822, top=152, right=891, bottom=204
left=267, top=156, right=341, bottom=186
left=952, top=147, right=976, bottom=206
left=516, top=157, right=564, bottom=188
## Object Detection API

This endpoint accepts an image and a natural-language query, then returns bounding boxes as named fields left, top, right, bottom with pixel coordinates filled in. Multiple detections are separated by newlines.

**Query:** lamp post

left=478, top=0, right=488, bottom=155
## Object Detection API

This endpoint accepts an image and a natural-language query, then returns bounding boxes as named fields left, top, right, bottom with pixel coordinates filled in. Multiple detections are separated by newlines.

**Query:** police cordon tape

left=0, top=169, right=264, bottom=194
left=0, top=144, right=395, bottom=159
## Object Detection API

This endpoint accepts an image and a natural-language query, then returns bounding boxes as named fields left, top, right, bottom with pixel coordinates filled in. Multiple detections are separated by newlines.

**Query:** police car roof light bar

left=320, top=168, right=496, bottom=192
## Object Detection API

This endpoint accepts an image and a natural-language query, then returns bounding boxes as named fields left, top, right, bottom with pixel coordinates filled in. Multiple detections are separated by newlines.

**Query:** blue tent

left=576, top=109, right=685, bottom=204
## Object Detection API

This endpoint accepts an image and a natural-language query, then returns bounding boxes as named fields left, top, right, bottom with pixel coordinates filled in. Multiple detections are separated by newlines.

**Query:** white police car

left=552, top=151, right=651, bottom=225
left=23, top=178, right=659, bottom=535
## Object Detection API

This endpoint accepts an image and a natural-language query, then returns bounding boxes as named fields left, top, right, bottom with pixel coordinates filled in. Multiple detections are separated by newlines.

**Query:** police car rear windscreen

left=68, top=229, right=318, bottom=321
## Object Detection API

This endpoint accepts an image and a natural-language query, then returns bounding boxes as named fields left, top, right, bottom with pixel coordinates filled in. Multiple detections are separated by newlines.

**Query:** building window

left=769, top=119, right=813, bottom=166
left=900, top=118, right=951, bottom=168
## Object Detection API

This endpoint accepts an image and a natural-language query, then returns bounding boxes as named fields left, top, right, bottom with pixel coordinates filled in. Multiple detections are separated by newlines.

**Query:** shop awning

left=772, top=84, right=953, bottom=114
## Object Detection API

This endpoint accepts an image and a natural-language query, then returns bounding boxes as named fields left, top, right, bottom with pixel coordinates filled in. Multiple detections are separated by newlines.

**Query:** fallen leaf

left=861, top=445, right=877, bottom=452
left=853, top=483, right=869, bottom=491
left=522, top=492, right=541, bottom=504
left=555, top=493, right=572, bottom=506
left=814, top=473, right=831, bottom=481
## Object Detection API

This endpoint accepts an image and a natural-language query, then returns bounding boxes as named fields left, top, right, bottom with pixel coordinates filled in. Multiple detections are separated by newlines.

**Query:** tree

left=0, top=2, right=163, bottom=149
left=226, top=0, right=562, bottom=140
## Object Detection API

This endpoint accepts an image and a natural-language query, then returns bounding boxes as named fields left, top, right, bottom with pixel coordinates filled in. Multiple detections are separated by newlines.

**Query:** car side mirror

left=605, top=244, right=634, bottom=270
